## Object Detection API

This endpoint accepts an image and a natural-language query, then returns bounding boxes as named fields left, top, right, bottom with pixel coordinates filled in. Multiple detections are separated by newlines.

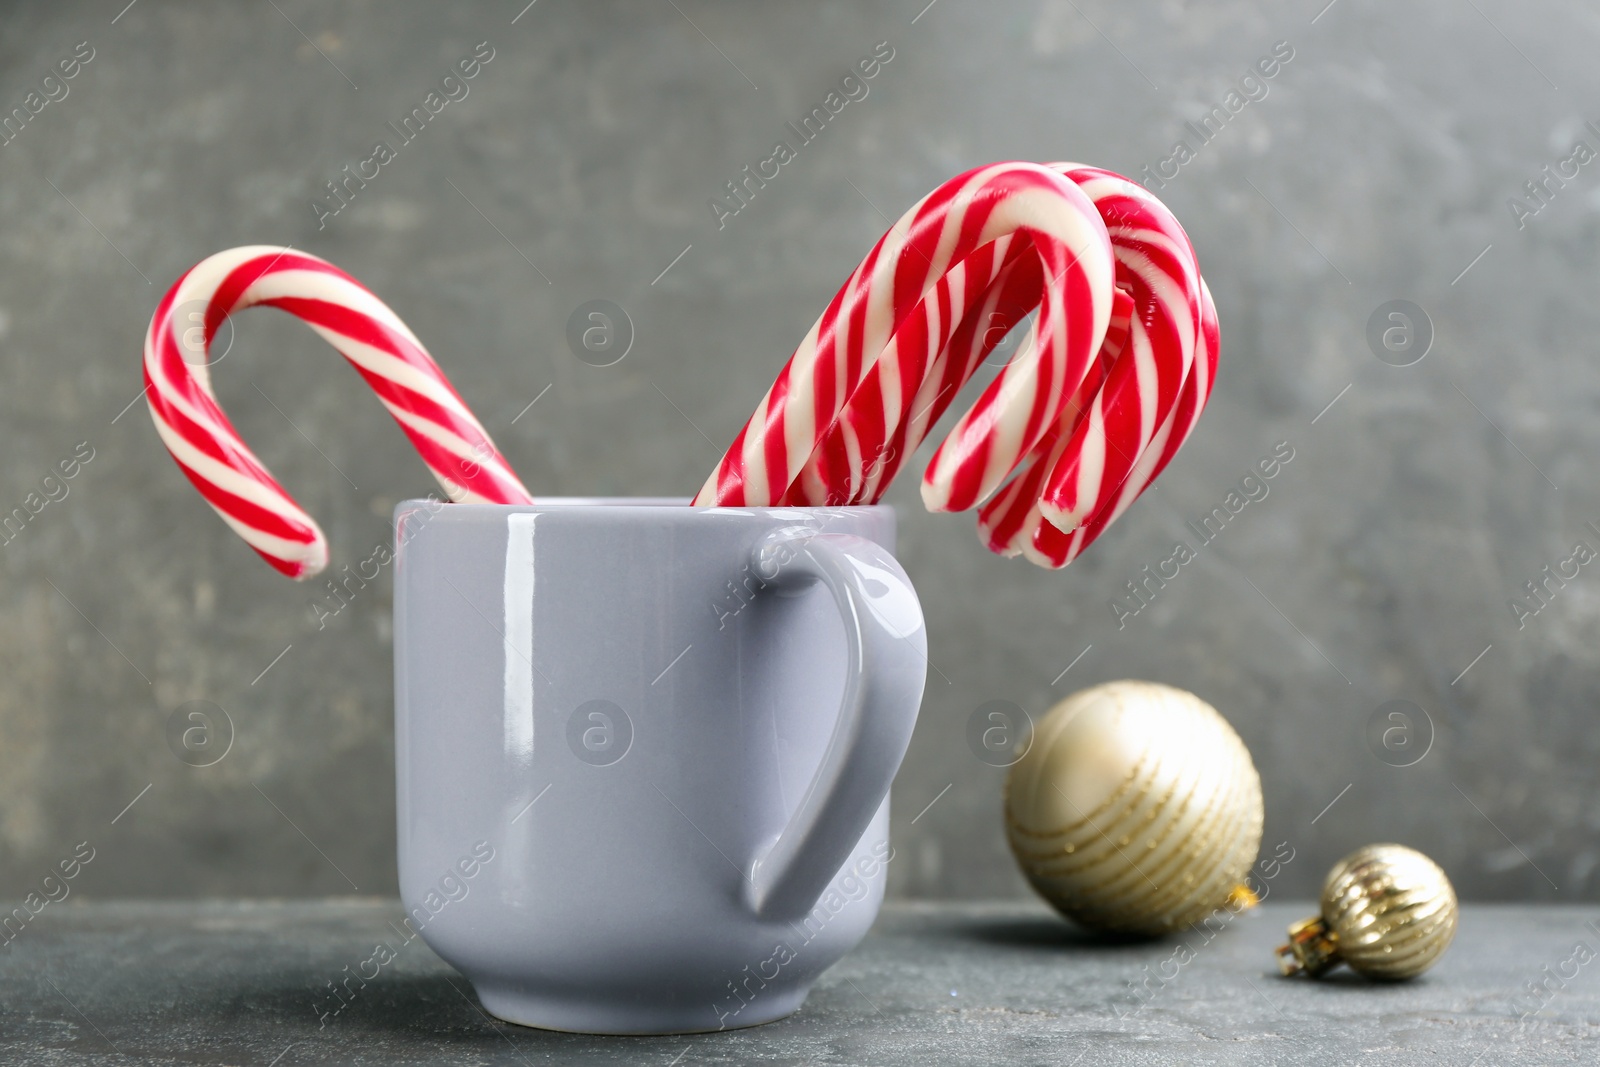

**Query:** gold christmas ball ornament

left=1276, top=843, right=1457, bottom=981
left=1004, top=680, right=1264, bottom=936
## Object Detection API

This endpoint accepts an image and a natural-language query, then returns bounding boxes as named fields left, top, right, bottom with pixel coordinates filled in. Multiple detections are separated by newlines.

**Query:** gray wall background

left=2, top=0, right=1597, bottom=903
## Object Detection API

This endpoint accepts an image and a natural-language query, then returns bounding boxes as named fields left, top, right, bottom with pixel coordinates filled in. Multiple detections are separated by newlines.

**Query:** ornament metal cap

left=1276, top=843, right=1458, bottom=981
left=1275, top=915, right=1340, bottom=977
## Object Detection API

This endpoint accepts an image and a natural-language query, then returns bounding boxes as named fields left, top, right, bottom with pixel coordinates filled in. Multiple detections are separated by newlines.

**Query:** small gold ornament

left=1004, top=680, right=1264, bottom=935
left=1276, top=843, right=1457, bottom=980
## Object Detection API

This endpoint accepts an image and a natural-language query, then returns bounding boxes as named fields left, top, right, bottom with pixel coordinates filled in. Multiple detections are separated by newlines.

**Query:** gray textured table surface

left=2, top=900, right=1593, bottom=1065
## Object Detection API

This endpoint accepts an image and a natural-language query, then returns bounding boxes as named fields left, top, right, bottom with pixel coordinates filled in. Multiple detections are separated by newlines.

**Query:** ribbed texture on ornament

left=1004, top=681, right=1263, bottom=935
left=1321, top=844, right=1458, bottom=979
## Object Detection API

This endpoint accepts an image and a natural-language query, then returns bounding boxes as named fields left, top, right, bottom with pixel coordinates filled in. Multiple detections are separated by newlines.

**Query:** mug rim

left=396, top=497, right=894, bottom=513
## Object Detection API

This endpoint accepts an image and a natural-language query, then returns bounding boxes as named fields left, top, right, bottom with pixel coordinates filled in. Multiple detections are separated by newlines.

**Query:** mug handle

left=743, top=527, right=927, bottom=921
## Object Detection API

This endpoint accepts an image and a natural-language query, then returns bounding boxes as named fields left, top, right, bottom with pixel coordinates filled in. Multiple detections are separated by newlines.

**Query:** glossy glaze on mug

left=393, top=499, right=926, bottom=1034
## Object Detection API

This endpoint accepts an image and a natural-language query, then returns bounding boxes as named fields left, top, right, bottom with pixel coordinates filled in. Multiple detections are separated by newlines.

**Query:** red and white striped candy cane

left=980, top=280, right=1218, bottom=567
left=780, top=234, right=1041, bottom=507
left=144, top=246, right=531, bottom=580
left=1027, top=165, right=1202, bottom=534
left=976, top=164, right=1208, bottom=567
left=693, top=162, right=1117, bottom=510
left=695, top=161, right=1218, bottom=569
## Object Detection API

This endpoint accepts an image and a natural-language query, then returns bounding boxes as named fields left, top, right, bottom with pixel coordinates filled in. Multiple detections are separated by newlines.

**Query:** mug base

left=472, top=980, right=810, bottom=1035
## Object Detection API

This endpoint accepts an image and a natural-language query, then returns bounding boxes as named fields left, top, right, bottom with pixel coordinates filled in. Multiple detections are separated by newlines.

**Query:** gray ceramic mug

left=392, top=499, right=926, bottom=1034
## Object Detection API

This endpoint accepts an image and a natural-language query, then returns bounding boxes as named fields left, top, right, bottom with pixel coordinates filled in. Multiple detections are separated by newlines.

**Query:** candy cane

left=693, top=162, right=1117, bottom=510
left=854, top=163, right=1201, bottom=542
left=1028, top=165, right=1201, bottom=533
left=981, top=280, right=1218, bottom=567
left=976, top=165, right=1209, bottom=567
left=781, top=234, right=1041, bottom=507
left=144, top=246, right=531, bottom=580
left=696, top=161, right=1217, bottom=570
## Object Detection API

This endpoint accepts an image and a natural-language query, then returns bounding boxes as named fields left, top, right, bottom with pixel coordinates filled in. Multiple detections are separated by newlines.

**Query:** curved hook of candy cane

left=144, top=246, right=531, bottom=580
left=975, top=286, right=1136, bottom=556
left=971, top=165, right=1205, bottom=566
left=779, top=173, right=1148, bottom=521
left=1011, top=277, right=1219, bottom=569
left=1079, top=276, right=1220, bottom=536
left=806, top=161, right=1195, bottom=542
left=693, top=162, right=1115, bottom=510
left=787, top=162, right=1211, bottom=572
left=1033, top=165, right=1202, bottom=534
left=916, top=211, right=1115, bottom=512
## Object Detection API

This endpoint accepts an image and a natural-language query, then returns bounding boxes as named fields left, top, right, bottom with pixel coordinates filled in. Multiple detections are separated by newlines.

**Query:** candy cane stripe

left=145, top=246, right=531, bottom=579
left=697, top=162, right=1217, bottom=570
